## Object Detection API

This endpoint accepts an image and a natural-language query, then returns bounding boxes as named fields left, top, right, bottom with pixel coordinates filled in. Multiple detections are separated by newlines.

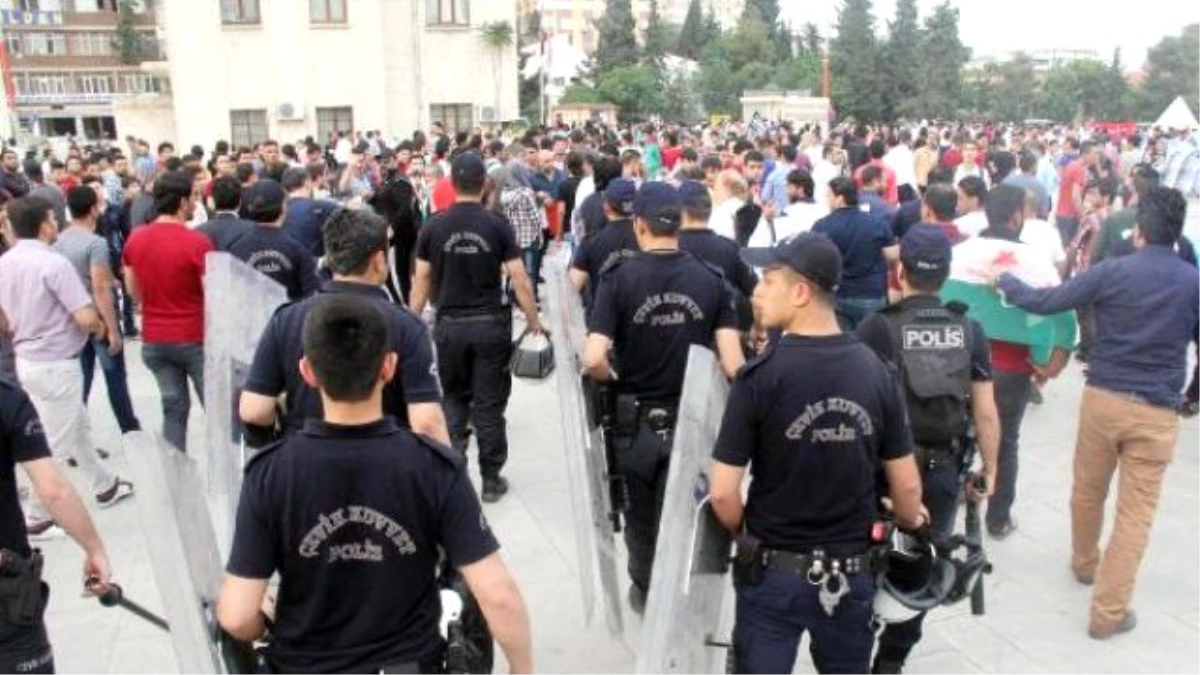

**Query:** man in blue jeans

left=122, top=171, right=212, bottom=451
left=56, top=186, right=142, bottom=437
left=813, top=177, right=899, bottom=330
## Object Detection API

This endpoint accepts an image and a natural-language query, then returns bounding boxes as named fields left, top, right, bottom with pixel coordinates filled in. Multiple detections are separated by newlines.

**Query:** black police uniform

left=226, top=418, right=499, bottom=673
left=678, top=228, right=758, bottom=331
left=856, top=294, right=992, bottom=669
left=713, top=335, right=913, bottom=674
left=228, top=225, right=322, bottom=301
left=243, top=281, right=443, bottom=435
left=0, top=382, right=54, bottom=674
left=570, top=217, right=638, bottom=304
left=588, top=250, right=738, bottom=593
left=414, top=201, right=521, bottom=480
left=197, top=212, right=255, bottom=252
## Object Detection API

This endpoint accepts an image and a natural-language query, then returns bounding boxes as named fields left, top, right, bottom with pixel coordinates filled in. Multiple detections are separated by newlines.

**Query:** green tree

left=1135, top=23, right=1199, bottom=120
left=989, top=54, right=1038, bottom=121
left=517, top=10, right=542, bottom=120
left=698, top=40, right=740, bottom=115
left=1101, top=48, right=1132, bottom=119
left=802, top=22, right=822, bottom=58
left=830, top=0, right=882, bottom=121
left=700, top=8, right=723, bottom=46
left=1036, top=59, right=1111, bottom=122
left=676, top=0, right=704, bottom=60
left=478, top=21, right=515, bottom=120
left=772, top=52, right=821, bottom=92
left=911, top=2, right=969, bottom=119
left=726, top=17, right=775, bottom=73
left=595, top=65, right=667, bottom=119
left=595, top=0, right=640, bottom=76
left=643, top=0, right=671, bottom=69
left=741, top=0, right=780, bottom=26
left=882, top=0, right=920, bottom=119
left=114, top=0, right=143, bottom=65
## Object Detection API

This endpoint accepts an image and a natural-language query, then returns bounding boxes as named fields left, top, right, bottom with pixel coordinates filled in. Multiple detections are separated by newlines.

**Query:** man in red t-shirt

left=121, top=171, right=213, bottom=452
left=661, top=131, right=683, bottom=173
left=1055, top=141, right=1099, bottom=246
left=853, top=139, right=899, bottom=206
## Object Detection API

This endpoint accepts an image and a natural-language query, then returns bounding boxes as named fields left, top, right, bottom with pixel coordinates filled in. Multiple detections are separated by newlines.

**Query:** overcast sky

left=779, top=0, right=1200, bottom=69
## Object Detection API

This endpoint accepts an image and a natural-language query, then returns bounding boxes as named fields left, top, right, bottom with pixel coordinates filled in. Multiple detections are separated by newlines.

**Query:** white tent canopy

left=1154, top=96, right=1200, bottom=129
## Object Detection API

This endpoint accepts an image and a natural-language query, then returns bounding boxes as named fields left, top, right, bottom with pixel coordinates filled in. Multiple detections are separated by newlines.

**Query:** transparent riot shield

left=203, top=253, right=288, bottom=555
left=638, top=346, right=733, bottom=674
left=124, top=432, right=255, bottom=673
left=544, top=251, right=624, bottom=637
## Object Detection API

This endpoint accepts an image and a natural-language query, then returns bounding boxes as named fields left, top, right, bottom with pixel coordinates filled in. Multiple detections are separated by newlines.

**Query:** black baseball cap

left=242, top=179, right=286, bottom=222
left=604, top=178, right=637, bottom=217
left=900, top=224, right=952, bottom=278
left=677, top=180, right=711, bottom=211
left=633, top=181, right=681, bottom=225
left=451, top=152, right=487, bottom=185
left=742, top=232, right=842, bottom=293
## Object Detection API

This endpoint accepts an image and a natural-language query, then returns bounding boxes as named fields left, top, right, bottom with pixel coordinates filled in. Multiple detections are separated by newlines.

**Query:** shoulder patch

left=945, top=300, right=969, bottom=316
left=598, top=249, right=637, bottom=278
left=414, top=433, right=465, bottom=468
left=242, top=438, right=285, bottom=474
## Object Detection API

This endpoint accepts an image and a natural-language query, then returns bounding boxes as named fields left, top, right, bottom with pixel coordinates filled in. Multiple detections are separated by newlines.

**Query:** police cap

left=633, top=181, right=682, bottom=227
left=743, top=232, right=842, bottom=293
left=677, top=180, right=711, bottom=211
left=900, top=224, right=952, bottom=279
left=604, top=178, right=637, bottom=217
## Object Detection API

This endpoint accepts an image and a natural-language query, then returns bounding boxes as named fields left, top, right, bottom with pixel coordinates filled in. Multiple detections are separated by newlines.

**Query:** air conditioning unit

left=480, top=106, right=497, bottom=123
left=276, top=102, right=305, bottom=121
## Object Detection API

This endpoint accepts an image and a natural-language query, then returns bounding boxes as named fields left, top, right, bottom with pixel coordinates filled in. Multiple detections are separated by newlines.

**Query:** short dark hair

left=7, top=196, right=53, bottom=238
left=923, top=183, right=958, bottom=222
left=780, top=145, right=798, bottom=163
left=164, top=156, right=184, bottom=172
left=860, top=164, right=883, bottom=185
left=593, top=156, right=622, bottom=193
left=323, top=208, right=389, bottom=276
left=829, top=176, right=858, bottom=206
left=281, top=167, right=309, bottom=192
left=957, top=175, right=988, bottom=203
left=566, top=151, right=585, bottom=178
left=306, top=160, right=327, bottom=184
left=1131, top=164, right=1160, bottom=201
left=67, top=185, right=99, bottom=219
left=235, top=162, right=257, bottom=184
left=1018, top=151, right=1037, bottom=174
left=786, top=169, right=813, bottom=198
left=869, top=139, right=886, bottom=159
left=1136, top=186, right=1187, bottom=246
left=301, top=295, right=390, bottom=402
left=926, top=166, right=954, bottom=186
left=211, top=176, right=242, bottom=211
left=24, top=161, right=44, bottom=183
left=152, top=171, right=195, bottom=218
left=984, top=184, right=1026, bottom=232
left=158, top=142, right=175, bottom=155
left=744, top=150, right=765, bottom=164
left=682, top=148, right=698, bottom=162
left=700, top=155, right=722, bottom=172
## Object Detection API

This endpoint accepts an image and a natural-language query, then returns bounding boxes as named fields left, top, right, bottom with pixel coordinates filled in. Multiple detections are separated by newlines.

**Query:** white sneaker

left=97, top=479, right=134, bottom=509
left=26, top=517, right=66, bottom=541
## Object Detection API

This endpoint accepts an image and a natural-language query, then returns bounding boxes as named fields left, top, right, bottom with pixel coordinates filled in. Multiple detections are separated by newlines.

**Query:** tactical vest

left=884, top=302, right=973, bottom=445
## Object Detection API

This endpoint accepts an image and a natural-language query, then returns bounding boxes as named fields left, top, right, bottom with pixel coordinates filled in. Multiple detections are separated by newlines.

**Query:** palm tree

left=478, top=20, right=515, bottom=122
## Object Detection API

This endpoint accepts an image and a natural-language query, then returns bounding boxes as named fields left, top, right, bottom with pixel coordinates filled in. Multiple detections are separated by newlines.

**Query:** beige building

left=159, top=0, right=518, bottom=149
left=523, top=0, right=744, bottom=53
left=0, top=0, right=170, bottom=142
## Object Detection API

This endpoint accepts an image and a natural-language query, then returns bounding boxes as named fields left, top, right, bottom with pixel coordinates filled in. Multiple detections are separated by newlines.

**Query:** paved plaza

left=37, top=208, right=1200, bottom=673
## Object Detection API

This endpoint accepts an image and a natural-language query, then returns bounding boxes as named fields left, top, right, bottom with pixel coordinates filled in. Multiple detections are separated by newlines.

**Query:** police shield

left=203, top=253, right=288, bottom=554
left=544, top=251, right=625, bottom=636
left=124, top=432, right=255, bottom=673
left=638, top=346, right=733, bottom=674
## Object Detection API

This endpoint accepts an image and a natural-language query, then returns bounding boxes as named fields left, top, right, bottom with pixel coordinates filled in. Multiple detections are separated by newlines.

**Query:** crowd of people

left=0, top=113, right=1196, bottom=674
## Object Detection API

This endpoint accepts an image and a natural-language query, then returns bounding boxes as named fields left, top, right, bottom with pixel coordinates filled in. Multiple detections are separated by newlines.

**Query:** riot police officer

left=676, top=180, right=758, bottom=335
left=410, top=152, right=544, bottom=503
left=218, top=296, right=533, bottom=673
left=568, top=178, right=638, bottom=303
left=855, top=225, right=1001, bottom=673
left=709, top=233, right=926, bottom=674
left=582, top=181, right=745, bottom=611
left=239, top=208, right=448, bottom=445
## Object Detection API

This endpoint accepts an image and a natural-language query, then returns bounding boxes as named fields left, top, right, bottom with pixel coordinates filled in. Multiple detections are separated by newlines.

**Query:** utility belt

left=913, top=440, right=966, bottom=472
left=733, top=534, right=888, bottom=617
left=436, top=309, right=511, bottom=325
left=611, top=395, right=678, bottom=436
left=0, top=549, right=48, bottom=628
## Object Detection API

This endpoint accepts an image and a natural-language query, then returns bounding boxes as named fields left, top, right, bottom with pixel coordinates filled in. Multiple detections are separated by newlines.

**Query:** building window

left=122, top=73, right=159, bottom=94
left=309, top=0, right=345, bottom=24
left=426, top=0, right=468, bottom=26
left=23, top=33, right=67, bottom=56
left=69, top=32, right=115, bottom=56
left=230, top=109, right=268, bottom=148
left=316, top=106, right=354, bottom=143
left=429, top=103, right=473, bottom=133
left=220, top=0, right=259, bottom=24
left=76, top=73, right=113, bottom=95
left=4, top=35, right=21, bottom=56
